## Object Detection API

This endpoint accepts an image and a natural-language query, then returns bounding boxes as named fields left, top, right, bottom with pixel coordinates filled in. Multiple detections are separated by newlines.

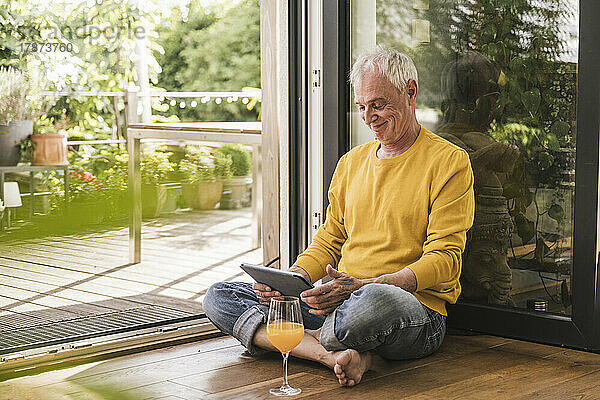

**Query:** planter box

left=0, top=120, right=33, bottom=166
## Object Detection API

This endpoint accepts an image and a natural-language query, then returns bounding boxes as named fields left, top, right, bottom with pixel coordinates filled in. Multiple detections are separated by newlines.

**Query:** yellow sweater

left=295, top=126, right=475, bottom=316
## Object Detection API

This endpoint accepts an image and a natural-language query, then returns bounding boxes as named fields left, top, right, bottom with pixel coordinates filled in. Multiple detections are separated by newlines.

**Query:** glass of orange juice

left=267, top=296, right=304, bottom=396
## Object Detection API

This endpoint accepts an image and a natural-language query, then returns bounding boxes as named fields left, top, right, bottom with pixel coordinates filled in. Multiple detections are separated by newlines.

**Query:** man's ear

left=406, top=79, right=417, bottom=100
left=406, top=79, right=418, bottom=101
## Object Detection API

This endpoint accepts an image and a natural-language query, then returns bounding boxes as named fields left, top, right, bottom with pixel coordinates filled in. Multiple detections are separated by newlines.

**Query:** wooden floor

left=1, top=333, right=599, bottom=399
left=0, top=208, right=259, bottom=331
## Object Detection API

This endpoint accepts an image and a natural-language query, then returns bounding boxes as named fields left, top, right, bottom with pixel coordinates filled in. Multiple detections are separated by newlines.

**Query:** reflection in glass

left=350, top=0, right=578, bottom=315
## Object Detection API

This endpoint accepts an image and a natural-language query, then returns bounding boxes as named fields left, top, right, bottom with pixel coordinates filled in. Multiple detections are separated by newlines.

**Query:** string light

left=156, top=94, right=261, bottom=109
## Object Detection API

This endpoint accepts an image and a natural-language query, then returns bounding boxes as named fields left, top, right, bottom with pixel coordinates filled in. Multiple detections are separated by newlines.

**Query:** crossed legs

left=204, top=282, right=446, bottom=386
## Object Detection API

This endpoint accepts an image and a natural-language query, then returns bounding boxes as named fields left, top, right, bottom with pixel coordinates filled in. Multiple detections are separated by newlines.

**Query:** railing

left=126, top=122, right=262, bottom=264
left=11, top=90, right=263, bottom=256
left=120, top=89, right=263, bottom=264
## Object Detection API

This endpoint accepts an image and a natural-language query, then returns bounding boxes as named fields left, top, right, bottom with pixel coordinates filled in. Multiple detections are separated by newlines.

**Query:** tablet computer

left=240, top=263, right=314, bottom=298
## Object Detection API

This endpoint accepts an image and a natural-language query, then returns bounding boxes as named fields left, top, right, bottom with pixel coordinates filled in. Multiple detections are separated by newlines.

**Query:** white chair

left=3, top=182, right=22, bottom=228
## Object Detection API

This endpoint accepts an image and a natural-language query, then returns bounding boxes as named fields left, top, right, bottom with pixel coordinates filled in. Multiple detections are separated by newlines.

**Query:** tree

left=155, top=0, right=261, bottom=122
left=0, top=4, right=44, bottom=66
left=1, top=0, right=167, bottom=138
left=44, top=0, right=164, bottom=137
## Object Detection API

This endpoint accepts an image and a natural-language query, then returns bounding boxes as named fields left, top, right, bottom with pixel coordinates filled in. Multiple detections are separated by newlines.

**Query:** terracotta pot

left=0, top=120, right=33, bottom=166
left=182, top=181, right=223, bottom=210
left=32, top=133, right=68, bottom=166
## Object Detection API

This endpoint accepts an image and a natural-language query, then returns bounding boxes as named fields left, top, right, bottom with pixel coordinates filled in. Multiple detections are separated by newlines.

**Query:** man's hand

left=253, top=266, right=310, bottom=306
left=252, top=283, right=283, bottom=306
left=300, top=265, right=365, bottom=315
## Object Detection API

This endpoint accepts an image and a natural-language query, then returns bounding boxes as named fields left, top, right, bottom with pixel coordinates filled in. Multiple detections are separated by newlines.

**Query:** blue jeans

left=203, top=282, right=446, bottom=359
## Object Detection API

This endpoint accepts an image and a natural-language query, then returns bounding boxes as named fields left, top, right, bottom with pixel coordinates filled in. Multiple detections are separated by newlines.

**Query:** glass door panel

left=349, top=0, right=579, bottom=316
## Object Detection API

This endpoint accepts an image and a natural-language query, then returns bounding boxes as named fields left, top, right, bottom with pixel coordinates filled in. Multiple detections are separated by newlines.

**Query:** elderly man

left=204, top=46, right=474, bottom=386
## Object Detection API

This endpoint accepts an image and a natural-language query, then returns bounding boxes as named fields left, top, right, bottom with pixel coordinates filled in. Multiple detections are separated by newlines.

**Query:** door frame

left=288, top=0, right=349, bottom=264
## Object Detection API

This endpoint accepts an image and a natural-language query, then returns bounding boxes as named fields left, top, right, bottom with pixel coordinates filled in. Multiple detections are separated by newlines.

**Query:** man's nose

left=364, top=108, right=378, bottom=124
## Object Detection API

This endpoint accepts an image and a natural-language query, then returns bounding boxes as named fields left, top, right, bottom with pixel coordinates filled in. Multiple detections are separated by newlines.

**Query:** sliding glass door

left=315, top=0, right=599, bottom=350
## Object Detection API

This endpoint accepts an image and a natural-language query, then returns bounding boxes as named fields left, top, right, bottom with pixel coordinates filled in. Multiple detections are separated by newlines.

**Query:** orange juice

left=267, top=321, right=304, bottom=353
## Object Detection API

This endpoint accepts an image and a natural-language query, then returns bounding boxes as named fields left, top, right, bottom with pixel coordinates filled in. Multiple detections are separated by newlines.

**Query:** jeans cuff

left=232, top=305, right=269, bottom=356
left=319, top=309, right=346, bottom=351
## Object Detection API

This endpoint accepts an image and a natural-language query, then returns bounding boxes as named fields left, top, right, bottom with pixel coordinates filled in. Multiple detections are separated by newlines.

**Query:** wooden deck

left=0, top=209, right=260, bottom=332
left=1, top=333, right=599, bottom=399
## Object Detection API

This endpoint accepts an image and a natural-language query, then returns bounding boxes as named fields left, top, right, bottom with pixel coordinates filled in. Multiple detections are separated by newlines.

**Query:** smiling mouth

left=371, top=121, right=387, bottom=131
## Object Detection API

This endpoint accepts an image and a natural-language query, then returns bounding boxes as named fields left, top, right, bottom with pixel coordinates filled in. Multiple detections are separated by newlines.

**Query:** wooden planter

left=182, top=181, right=223, bottom=210
left=32, top=133, right=68, bottom=166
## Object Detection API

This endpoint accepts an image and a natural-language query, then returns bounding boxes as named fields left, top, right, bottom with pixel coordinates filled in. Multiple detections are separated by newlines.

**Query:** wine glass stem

left=282, top=352, right=290, bottom=387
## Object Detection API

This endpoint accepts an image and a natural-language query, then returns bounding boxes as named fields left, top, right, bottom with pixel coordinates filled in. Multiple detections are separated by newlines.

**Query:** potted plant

left=215, top=143, right=252, bottom=209
left=15, top=113, right=69, bottom=166
left=179, top=146, right=232, bottom=210
left=0, top=67, right=45, bottom=166
left=140, top=146, right=176, bottom=218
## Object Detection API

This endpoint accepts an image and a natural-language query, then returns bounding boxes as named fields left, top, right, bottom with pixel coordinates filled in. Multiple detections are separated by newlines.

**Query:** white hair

left=349, top=46, right=418, bottom=92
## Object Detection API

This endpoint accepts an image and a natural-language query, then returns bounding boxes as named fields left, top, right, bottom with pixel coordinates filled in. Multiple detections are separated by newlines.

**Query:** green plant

left=69, top=167, right=104, bottom=198
left=487, top=62, right=575, bottom=265
left=215, top=143, right=251, bottom=177
left=41, top=146, right=130, bottom=227
left=214, top=151, right=233, bottom=179
left=101, top=149, right=129, bottom=191
left=179, top=146, right=232, bottom=183
left=0, top=66, right=47, bottom=124
left=33, top=114, right=57, bottom=134
left=17, top=135, right=34, bottom=162
left=0, top=67, right=27, bottom=123
left=141, top=146, right=176, bottom=186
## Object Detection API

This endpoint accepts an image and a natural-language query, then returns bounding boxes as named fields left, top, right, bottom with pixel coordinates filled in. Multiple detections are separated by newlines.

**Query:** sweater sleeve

left=294, top=155, right=348, bottom=283
left=407, top=150, right=475, bottom=303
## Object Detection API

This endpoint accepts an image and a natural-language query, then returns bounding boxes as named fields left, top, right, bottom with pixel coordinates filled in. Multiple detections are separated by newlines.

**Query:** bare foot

left=332, top=349, right=372, bottom=386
